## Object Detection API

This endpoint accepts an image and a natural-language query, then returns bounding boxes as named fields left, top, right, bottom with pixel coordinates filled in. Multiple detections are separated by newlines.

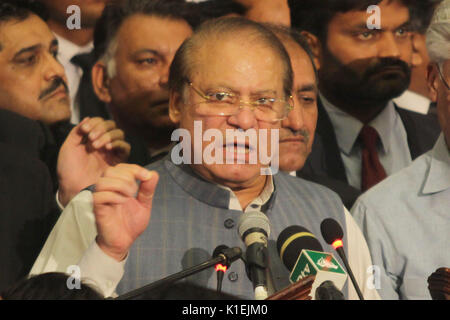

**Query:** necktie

left=71, top=52, right=93, bottom=77
left=359, top=125, right=387, bottom=191
left=71, top=53, right=110, bottom=121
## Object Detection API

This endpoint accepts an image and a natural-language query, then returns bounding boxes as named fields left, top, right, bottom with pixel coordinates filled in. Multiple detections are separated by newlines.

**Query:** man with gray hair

left=90, top=0, right=193, bottom=165
left=352, top=0, right=450, bottom=299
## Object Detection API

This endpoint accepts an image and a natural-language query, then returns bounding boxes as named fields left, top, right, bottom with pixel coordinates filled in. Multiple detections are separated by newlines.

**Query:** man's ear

left=92, top=61, right=112, bottom=104
left=301, top=30, right=322, bottom=70
left=427, top=63, right=439, bottom=103
left=169, top=89, right=182, bottom=124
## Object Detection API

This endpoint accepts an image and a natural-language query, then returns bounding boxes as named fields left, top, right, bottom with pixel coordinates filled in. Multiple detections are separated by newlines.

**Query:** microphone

left=213, top=245, right=230, bottom=293
left=315, top=281, right=345, bottom=300
left=276, top=225, right=347, bottom=300
left=277, top=225, right=323, bottom=271
left=237, top=211, right=270, bottom=300
left=320, top=218, right=364, bottom=300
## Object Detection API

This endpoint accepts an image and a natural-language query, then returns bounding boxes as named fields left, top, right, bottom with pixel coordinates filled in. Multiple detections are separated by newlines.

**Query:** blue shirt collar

left=422, top=133, right=450, bottom=194
left=320, top=93, right=396, bottom=155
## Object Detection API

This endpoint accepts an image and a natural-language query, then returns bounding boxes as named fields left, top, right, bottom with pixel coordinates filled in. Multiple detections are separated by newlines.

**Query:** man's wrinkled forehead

left=0, top=14, right=55, bottom=55
left=190, top=34, right=285, bottom=81
left=117, top=14, right=192, bottom=56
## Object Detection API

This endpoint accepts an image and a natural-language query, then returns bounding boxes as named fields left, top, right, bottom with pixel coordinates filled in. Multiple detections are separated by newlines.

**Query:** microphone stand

left=245, top=242, right=269, bottom=300
left=116, top=247, right=242, bottom=300
left=335, top=247, right=364, bottom=300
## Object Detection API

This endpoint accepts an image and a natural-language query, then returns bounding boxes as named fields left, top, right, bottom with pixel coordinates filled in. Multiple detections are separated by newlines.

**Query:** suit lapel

left=313, top=98, right=348, bottom=183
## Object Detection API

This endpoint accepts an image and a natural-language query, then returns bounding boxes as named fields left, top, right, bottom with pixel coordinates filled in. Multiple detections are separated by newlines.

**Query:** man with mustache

left=275, top=27, right=318, bottom=174
left=0, top=2, right=70, bottom=126
left=352, top=0, right=450, bottom=299
left=91, top=0, right=193, bottom=165
left=0, top=0, right=132, bottom=293
left=272, top=26, right=361, bottom=208
left=288, top=0, right=441, bottom=204
left=37, top=0, right=110, bottom=124
left=0, top=1, right=131, bottom=205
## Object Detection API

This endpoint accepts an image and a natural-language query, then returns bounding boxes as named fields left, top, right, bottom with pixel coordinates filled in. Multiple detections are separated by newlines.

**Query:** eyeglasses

left=437, top=64, right=450, bottom=91
left=187, top=81, right=293, bottom=122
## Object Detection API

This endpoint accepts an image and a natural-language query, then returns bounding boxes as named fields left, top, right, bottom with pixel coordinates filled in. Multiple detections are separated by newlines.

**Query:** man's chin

left=364, top=83, right=409, bottom=101
left=41, top=103, right=71, bottom=125
left=279, top=158, right=306, bottom=173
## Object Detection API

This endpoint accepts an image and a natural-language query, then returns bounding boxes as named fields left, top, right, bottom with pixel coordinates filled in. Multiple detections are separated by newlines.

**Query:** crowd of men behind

left=0, top=0, right=449, bottom=300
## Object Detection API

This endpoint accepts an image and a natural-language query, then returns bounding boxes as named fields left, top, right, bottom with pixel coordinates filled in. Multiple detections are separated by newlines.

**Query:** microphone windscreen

left=237, top=211, right=270, bottom=240
left=315, top=281, right=345, bottom=300
left=320, top=218, right=344, bottom=245
left=276, top=225, right=323, bottom=271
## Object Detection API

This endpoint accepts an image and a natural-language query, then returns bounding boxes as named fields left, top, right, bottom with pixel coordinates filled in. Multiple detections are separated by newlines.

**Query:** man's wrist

left=96, top=236, right=128, bottom=262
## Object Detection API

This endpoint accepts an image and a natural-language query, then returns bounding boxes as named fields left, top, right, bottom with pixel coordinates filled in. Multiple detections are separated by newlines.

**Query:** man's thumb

left=137, top=172, right=159, bottom=207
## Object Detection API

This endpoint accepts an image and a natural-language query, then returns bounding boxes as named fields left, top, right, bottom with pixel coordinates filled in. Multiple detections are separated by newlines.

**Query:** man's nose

left=282, top=96, right=305, bottom=131
left=228, top=104, right=259, bottom=131
left=159, top=63, right=170, bottom=89
left=44, top=53, right=66, bottom=82
left=378, top=32, right=401, bottom=59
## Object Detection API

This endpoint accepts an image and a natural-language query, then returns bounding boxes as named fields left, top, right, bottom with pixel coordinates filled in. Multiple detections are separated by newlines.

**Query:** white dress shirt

left=55, top=34, right=93, bottom=124
left=393, top=90, right=431, bottom=115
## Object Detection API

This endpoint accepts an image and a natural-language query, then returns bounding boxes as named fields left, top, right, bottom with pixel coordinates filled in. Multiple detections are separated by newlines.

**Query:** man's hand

left=57, top=117, right=131, bottom=207
left=93, top=164, right=159, bottom=262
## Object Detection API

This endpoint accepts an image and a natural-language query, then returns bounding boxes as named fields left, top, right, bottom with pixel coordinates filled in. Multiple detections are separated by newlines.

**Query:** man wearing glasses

left=30, top=18, right=379, bottom=300
left=352, top=0, right=450, bottom=300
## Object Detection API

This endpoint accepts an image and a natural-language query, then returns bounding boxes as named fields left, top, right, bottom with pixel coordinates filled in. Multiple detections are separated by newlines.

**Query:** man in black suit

left=288, top=0, right=440, bottom=205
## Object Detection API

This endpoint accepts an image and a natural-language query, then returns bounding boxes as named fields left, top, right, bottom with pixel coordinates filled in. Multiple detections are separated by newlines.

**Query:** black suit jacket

left=0, top=144, right=59, bottom=292
left=299, top=98, right=441, bottom=208
left=0, top=109, right=74, bottom=191
left=0, top=112, right=61, bottom=293
left=0, top=109, right=49, bottom=159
